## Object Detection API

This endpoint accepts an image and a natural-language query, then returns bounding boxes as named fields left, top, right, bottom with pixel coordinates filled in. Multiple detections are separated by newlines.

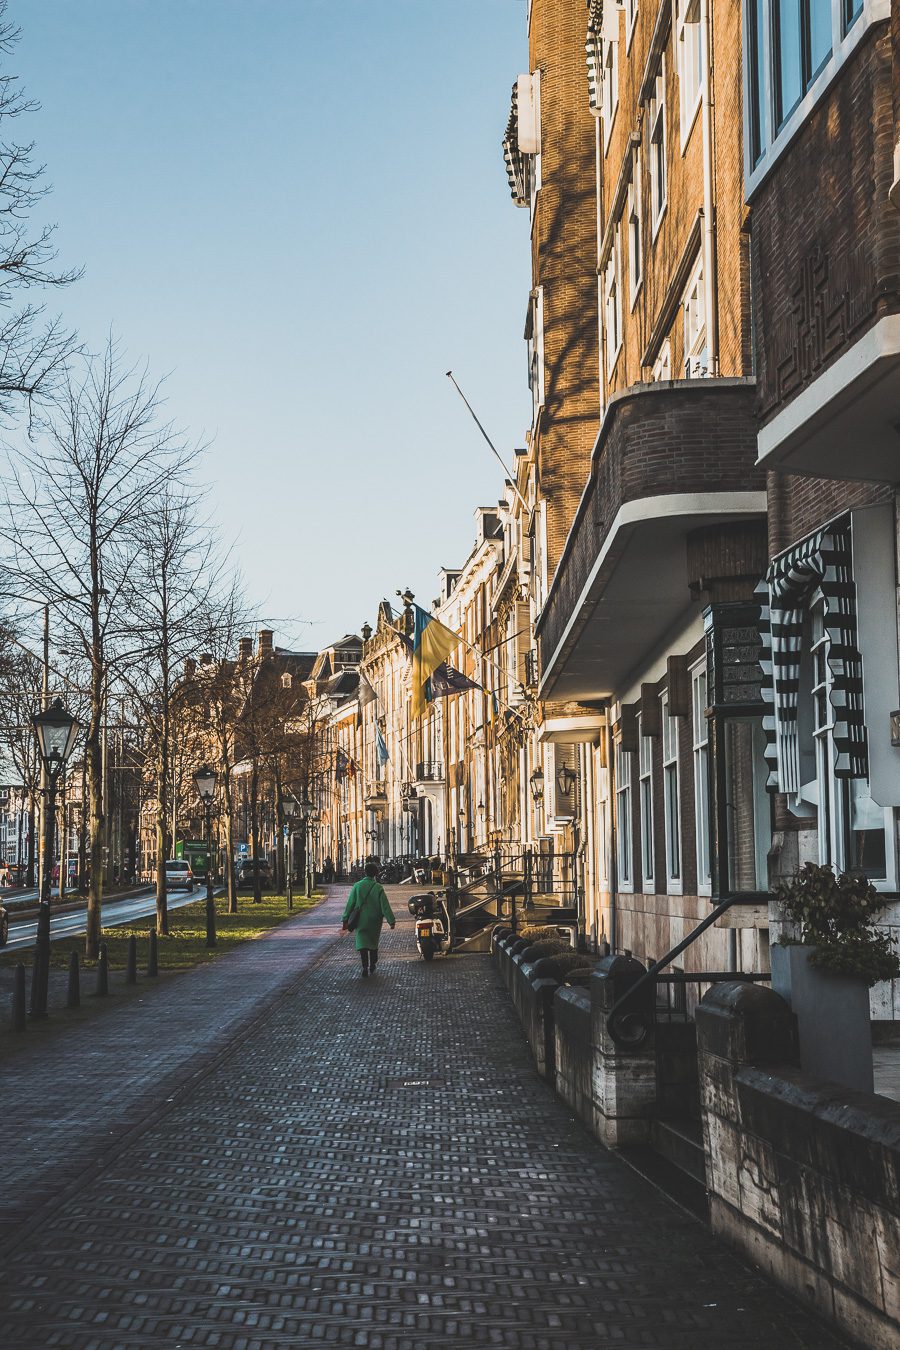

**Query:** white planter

left=770, top=942, right=874, bottom=1094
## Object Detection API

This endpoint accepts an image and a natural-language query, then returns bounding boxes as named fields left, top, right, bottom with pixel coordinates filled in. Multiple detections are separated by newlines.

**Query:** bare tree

left=0, top=3, right=79, bottom=424
left=119, top=487, right=217, bottom=934
left=1, top=343, right=189, bottom=956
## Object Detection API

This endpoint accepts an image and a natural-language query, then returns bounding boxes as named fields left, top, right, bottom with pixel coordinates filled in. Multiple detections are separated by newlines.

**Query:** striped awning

left=758, top=515, right=868, bottom=794
left=586, top=1, right=603, bottom=115
left=502, top=83, right=528, bottom=207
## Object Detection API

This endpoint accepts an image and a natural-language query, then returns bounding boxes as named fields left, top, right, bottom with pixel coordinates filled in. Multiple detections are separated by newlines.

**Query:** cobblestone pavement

left=0, top=888, right=847, bottom=1349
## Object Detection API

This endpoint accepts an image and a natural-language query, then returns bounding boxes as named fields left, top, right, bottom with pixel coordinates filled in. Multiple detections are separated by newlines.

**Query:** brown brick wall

left=768, top=472, right=894, bottom=555
left=530, top=0, right=601, bottom=579
left=751, top=24, right=900, bottom=425
left=600, top=0, right=751, bottom=389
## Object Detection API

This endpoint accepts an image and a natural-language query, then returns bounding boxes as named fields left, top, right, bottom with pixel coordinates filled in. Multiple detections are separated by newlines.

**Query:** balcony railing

left=416, top=760, right=444, bottom=782
left=523, top=649, right=539, bottom=689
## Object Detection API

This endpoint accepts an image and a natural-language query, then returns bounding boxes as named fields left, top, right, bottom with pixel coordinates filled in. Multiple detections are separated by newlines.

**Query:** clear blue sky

left=11, top=0, right=530, bottom=649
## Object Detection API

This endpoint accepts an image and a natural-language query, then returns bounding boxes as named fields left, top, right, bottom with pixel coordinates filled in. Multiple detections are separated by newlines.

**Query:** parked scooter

left=407, top=890, right=450, bottom=961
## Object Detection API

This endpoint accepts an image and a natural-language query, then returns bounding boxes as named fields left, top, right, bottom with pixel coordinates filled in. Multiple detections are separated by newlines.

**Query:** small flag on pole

left=430, top=662, right=481, bottom=697
left=375, top=724, right=390, bottom=766
left=335, top=748, right=350, bottom=782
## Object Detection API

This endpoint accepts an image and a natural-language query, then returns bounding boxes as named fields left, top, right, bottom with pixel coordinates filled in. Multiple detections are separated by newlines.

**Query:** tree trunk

left=25, top=794, right=35, bottom=888
left=155, top=741, right=169, bottom=935
left=251, top=757, right=261, bottom=904
left=222, top=757, right=236, bottom=915
left=85, top=672, right=105, bottom=959
left=78, top=758, right=88, bottom=894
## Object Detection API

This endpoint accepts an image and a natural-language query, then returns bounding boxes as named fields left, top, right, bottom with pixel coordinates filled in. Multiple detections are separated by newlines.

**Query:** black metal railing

left=654, top=970, right=770, bottom=1023
left=523, top=649, right=539, bottom=689
left=416, top=760, right=444, bottom=782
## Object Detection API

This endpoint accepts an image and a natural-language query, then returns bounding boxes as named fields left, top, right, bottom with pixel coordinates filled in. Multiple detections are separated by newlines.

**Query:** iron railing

left=415, top=760, right=444, bottom=782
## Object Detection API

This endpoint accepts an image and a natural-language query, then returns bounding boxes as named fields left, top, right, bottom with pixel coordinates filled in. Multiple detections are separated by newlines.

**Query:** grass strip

left=1, top=891, right=322, bottom=974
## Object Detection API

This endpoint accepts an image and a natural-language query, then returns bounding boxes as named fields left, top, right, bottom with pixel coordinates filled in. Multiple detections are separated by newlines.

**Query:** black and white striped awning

left=758, top=514, right=868, bottom=794
left=586, top=1, right=603, bottom=115
left=502, top=83, right=528, bottom=207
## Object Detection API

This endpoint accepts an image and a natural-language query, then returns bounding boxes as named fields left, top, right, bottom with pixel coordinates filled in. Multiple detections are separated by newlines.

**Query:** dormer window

left=281, top=672, right=292, bottom=689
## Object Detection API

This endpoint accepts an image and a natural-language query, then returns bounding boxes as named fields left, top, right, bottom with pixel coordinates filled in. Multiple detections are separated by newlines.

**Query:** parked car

left=0, top=898, right=8, bottom=945
left=164, top=859, right=195, bottom=892
left=237, top=858, right=272, bottom=890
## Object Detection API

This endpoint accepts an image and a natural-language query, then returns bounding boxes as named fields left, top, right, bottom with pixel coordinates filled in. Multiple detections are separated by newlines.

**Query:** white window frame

left=676, top=0, right=703, bottom=149
left=807, top=600, right=896, bottom=890
left=625, top=0, right=639, bottom=49
left=691, top=662, right=712, bottom=896
left=683, top=254, right=708, bottom=377
left=602, top=37, right=619, bottom=148
left=527, top=286, right=545, bottom=425
left=652, top=339, right=672, bottom=381
left=597, top=748, right=609, bottom=886
left=661, top=693, right=682, bottom=893
left=616, top=739, right=633, bottom=891
left=604, top=225, right=623, bottom=376
left=743, top=0, right=884, bottom=195
left=648, top=61, right=667, bottom=236
left=638, top=719, right=655, bottom=892
left=627, top=151, right=642, bottom=307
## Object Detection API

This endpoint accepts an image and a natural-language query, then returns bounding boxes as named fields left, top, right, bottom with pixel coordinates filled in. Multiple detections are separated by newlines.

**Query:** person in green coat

left=342, top=863, right=396, bottom=977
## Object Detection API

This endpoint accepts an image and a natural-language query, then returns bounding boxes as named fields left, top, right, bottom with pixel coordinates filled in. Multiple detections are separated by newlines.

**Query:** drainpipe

left=605, top=711, right=618, bottom=954
left=700, top=0, right=719, bottom=374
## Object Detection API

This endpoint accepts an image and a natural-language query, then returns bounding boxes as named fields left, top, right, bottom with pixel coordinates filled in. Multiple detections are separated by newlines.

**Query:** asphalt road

left=4, top=886, right=205, bottom=953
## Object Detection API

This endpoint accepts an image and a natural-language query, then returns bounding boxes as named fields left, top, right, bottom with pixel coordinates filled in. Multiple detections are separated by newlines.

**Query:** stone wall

left=696, top=982, right=900, bottom=1350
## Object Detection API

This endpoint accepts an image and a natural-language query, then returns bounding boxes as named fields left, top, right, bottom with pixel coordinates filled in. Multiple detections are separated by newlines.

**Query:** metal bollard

left=11, top=962, right=26, bottom=1031
left=147, top=929, right=158, bottom=977
left=67, top=950, right=80, bottom=1008
left=95, top=942, right=109, bottom=997
left=125, top=935, right=137, bottom=985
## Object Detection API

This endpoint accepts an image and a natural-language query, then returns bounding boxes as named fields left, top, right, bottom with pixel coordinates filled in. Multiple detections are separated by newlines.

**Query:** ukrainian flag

left=410, top=603, right=459, bottom=717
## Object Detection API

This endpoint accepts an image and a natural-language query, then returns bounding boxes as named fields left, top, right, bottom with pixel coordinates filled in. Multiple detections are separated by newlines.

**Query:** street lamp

left=556, top=764, right=576, bottom=798
left=193, top=764, right=217, bottom=948
left=529, top=766, right=545, bottom=804
left=283, top=796, right=297, bottom=910
left=30, top=698, right=79, bottom=1018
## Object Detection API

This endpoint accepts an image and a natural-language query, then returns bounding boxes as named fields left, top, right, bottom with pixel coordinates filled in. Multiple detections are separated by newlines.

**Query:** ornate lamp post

left=193, top=764, right=217, bottom=948
left=283, top=795, right=297, bottom=909
left=30, top=698, right=79, bottom=1018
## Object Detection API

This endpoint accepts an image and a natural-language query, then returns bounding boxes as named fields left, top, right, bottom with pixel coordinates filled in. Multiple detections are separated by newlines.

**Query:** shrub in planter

left=520, top=924, right=566, bottom=942
left=773, top=862, right=900, bottom=987
left=521, top=940, right=569, bottom=964
left=533, top=952, right=598, bottom=985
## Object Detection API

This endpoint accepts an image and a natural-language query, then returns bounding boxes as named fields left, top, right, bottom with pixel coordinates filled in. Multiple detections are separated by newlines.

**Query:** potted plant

left=770, top=862, right=900, bottom=1092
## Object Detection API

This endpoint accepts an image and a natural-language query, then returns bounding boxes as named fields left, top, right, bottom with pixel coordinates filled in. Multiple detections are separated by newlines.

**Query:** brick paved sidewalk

left=0, top=891, right=846, bottom=1349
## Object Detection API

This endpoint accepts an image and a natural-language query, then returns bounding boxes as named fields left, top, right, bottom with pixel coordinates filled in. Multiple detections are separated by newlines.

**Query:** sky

left=9, top=0, right=530, bottom=651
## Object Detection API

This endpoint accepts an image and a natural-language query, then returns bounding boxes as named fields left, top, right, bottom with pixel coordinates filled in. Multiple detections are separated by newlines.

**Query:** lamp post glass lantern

left=30, top=698, right=79, bottom=1018
left=193, top=765, right=218, bottom=948
left=529, top=766, right=545, bottom=804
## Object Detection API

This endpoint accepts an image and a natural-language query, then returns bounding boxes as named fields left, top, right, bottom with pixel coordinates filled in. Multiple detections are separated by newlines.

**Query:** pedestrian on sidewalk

left=342, top=863, right=395, bottom=977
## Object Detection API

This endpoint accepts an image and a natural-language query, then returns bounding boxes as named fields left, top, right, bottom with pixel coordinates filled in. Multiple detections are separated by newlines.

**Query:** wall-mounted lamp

left=556, top=764, right=576, bottom=797
left=529, top=766, right=544, bottom=803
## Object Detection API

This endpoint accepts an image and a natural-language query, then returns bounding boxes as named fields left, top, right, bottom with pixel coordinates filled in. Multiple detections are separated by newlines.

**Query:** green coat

left=343, top=878, right=395, bottom=950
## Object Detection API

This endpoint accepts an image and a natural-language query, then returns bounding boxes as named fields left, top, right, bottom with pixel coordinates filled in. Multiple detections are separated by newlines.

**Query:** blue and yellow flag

left=410, top=603, right=459, bottom=717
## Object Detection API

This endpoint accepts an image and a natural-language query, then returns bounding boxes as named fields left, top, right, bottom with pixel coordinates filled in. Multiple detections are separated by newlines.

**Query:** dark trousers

left=359, top=947, right=378, bottom=974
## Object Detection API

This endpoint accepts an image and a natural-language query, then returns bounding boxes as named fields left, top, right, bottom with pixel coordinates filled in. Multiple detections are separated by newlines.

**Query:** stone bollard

left=147, top=929, right=158, bottom=977
left=67, top=950, right=80, bottom=1008
left=11, top=962, right=26, bottom=1031
left=125, top=935, right=137, bottom=985
left=95, top=942, right=109, bottom=997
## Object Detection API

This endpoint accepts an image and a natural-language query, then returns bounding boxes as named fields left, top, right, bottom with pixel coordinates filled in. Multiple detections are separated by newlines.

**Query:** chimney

left=258, top=629, right=274, bottom=657
left=238, top=637, right=252, bottom=662
left=184, top=657, right=196, bottom=679
left=199, top=653, right=212, bottom=666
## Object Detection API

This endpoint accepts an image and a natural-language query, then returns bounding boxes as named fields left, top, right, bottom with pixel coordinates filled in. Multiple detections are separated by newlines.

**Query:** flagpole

left=446, top=371, right=530, bottom=515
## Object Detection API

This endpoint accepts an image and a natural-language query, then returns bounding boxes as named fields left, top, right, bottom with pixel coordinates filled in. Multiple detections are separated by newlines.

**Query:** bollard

left=95, top=942, right=109, bottom=997
left=147, top=928, right=158, bottom=977
left=11, top=962, right=26, bottom=1031
left=125, top=934, right=137, bottom=985
left=67, top=950, right=80, bottom=1008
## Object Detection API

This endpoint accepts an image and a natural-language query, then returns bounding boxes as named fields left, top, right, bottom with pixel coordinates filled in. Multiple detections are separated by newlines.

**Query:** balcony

left=416, top=761, right=444, bottom=783
left=536, top=379, right=765, bottom=702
